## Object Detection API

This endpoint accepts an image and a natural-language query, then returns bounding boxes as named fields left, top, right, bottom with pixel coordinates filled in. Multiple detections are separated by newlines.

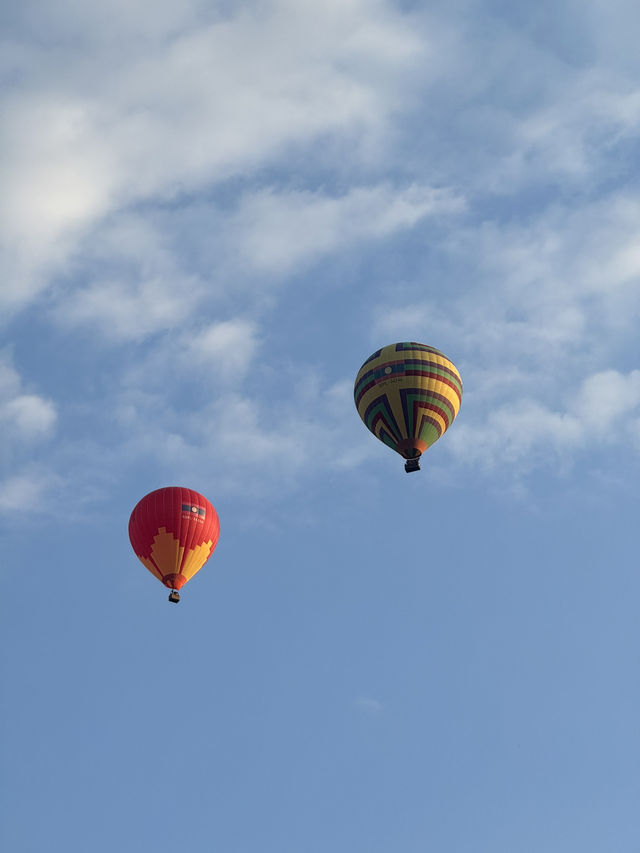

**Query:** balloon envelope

left=354, top=342, right=462, bottom=461
left=128, top=487, right=220, bottom=591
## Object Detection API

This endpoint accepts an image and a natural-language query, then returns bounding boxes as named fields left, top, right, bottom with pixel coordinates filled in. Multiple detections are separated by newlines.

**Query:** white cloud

left=191, top=375, right=371, bottom=485
left=503, top=70, right=640, bottom=181
left=52, top=214, right=202, bottom=339
left=1, top=395, right=57, bottom=438
left=370, top=187, right=640, bottom=480
left=103, top=360, right=369, bottom=498
left=355, top=696, right=384, bottom=714
left=0, top=355, right=57, bottom=441
left=446, top=400, right=582, bottom=472
left=0, top=95, right=117, bottom=312
left=372, top=188, right=640, bottom=391
left=470, top=195, right=640, bottom=356
left=0, top=359, right=21, bottom=397
left=48, top=179, right=462, bottom=342
left=1, top=0, right=427, bottom=314
left=230, top=184, right=463, bottom=275
left=573, top=370, right=640, bottom=433
left=446, top=369, right=640, bottom=472
left=186, top=320, right=258, bottom=378
left=60, top=276, right=196, bottom=340
left=2, top=0, right=639, bottom=506
left=0, top=471, right=53, bottom=513
left=0, top=355, right=57, bottom=518
left=631, top=417, right=640, bottom=453
left=375, top=6, right=640, bottom=198
left=99, top=318, right=259, bottom=403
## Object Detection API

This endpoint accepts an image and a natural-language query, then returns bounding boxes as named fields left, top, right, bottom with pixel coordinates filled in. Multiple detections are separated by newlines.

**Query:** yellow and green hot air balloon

left=354, top=342, right=462, bottom=472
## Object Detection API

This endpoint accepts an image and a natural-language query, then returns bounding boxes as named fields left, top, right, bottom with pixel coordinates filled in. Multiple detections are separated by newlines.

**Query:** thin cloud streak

left=355, top=696, right=384, bottom=715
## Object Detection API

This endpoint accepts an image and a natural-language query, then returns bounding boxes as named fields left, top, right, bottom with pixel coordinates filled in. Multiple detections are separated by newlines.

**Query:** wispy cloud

left=0, top=353, right=59, bottom=517
left=0, top=470, right=55, bottom=513
left=1, top=395, right=57, bottom=439
left=185, top=320, right=259, bottom=379
left=47, top=179, right=462, bottom=343
left=354, top=696, right=384, bottom=715
left=1, top=0, right=427, bottom=315
left=370, top=183, right=640, bottom=480
left=226, top=184, right=464, bottom=276
left=2, top=0, right=639, bottom=514
left=0, top=354, right=57, bottom=442
left=112, top=371, right=368, bottom=494
left=446, top=369, right=640, bottom=472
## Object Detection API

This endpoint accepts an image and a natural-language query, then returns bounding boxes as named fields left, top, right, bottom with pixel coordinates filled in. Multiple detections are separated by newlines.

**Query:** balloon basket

left=404, top=458, right=421, bottom=473
left=168, top=590, right=181, bottom=603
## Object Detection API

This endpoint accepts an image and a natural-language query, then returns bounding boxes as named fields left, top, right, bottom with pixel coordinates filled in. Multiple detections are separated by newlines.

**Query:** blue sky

left=1, top=1, right=639, bottom=850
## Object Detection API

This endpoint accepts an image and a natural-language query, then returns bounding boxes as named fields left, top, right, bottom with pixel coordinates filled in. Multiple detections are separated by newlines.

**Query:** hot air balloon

left=128, top=487, right=220, bottom=602
left=354, top=342, right=462, bottom=472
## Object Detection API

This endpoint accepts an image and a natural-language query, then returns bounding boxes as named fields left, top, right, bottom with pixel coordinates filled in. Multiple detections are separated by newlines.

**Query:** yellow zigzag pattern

left=140, top=527, right=214, bottom=582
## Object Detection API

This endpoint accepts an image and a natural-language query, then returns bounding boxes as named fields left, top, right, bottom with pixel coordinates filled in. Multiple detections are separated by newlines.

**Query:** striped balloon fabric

left=354, top=342, right=462, bottom=466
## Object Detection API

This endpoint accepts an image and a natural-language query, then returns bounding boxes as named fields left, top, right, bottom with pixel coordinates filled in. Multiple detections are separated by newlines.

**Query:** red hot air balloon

left=128, top=487, right=220, bottom=603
